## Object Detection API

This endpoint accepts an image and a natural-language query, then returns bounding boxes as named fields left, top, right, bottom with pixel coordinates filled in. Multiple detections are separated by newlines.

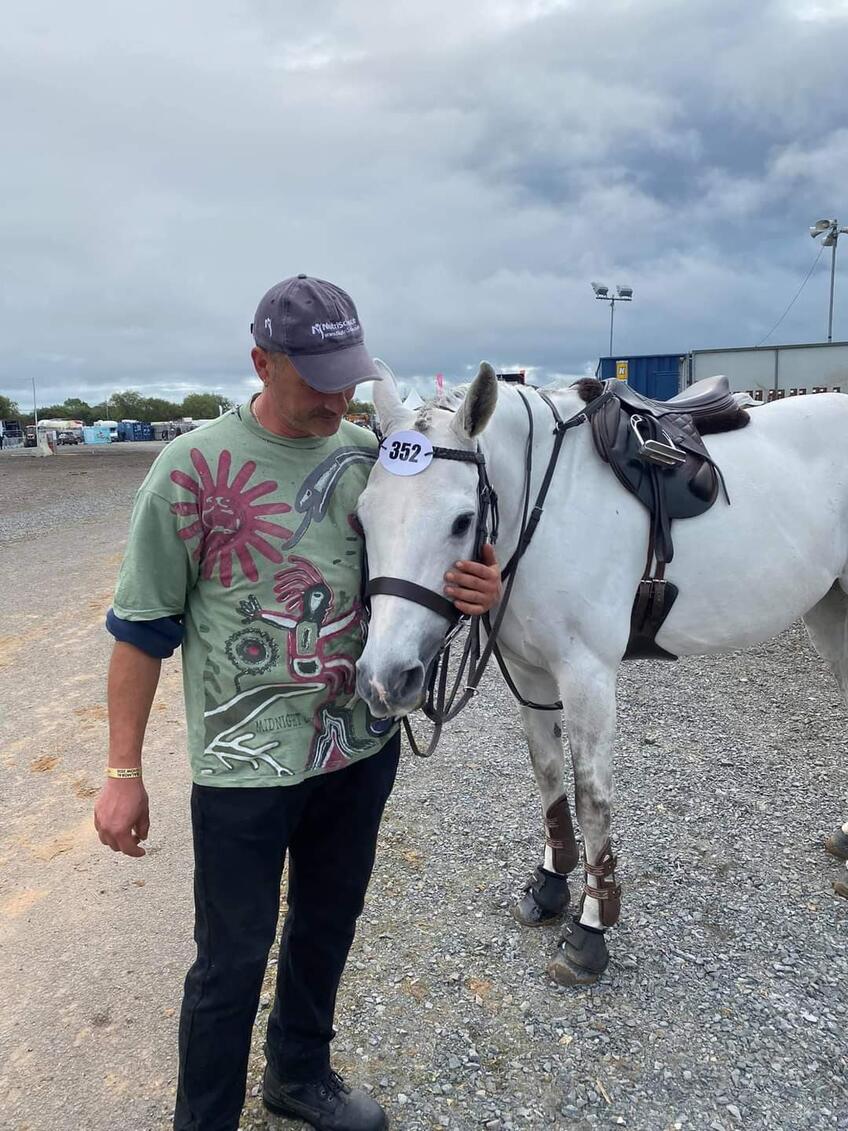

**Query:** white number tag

left=378, top=430, right=434, bottom=477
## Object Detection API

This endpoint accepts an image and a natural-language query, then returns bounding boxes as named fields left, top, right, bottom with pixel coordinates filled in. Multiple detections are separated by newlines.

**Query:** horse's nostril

left=357, top=659, right=425, bottom=710
left=393, top=662, right=424, bottom=702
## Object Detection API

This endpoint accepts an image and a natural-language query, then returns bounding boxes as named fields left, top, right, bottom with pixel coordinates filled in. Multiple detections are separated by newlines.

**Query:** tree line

left=0, top=391, right=375, bottom=426
left=0, top=390, right=233, bottom=425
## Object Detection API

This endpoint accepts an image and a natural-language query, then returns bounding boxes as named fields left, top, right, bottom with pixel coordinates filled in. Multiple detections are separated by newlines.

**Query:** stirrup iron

left=629, top=414, right=687, bottom=467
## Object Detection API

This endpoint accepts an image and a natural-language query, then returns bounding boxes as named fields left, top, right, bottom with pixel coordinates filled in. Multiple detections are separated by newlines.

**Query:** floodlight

left=591, top=282, right=609, bottom=297
left=617, top=285, right=633, bottom=298
left=823, top=232, right=837, bottom=246
left=810, top=218, right=835, bottom=237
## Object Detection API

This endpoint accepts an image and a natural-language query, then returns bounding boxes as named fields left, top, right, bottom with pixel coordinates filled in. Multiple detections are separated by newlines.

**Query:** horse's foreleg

left=548, top=654, right=619, bottom=986
left=512, top=682, right=577, bottom=928
left=802, top=581, right=848, bottom=898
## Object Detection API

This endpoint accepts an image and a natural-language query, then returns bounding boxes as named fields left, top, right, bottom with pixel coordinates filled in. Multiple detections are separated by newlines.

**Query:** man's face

left=252, top=348, right=356, bottom=437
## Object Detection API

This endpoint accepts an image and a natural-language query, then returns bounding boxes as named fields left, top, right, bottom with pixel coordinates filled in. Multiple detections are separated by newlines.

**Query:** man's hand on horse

left=443, top=543, right=501, bottom=616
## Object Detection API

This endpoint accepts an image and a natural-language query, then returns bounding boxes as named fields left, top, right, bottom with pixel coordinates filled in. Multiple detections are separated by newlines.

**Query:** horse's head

left=356, top=362, right=498, bottom=717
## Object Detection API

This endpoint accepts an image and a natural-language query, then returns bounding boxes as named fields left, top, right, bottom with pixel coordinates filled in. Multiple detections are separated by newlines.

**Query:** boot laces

left=319, top=1070, right=349, bottom=1100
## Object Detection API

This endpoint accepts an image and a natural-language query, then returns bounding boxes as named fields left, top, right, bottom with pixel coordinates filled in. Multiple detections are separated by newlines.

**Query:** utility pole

left=32, top=377, right=38, bottom=428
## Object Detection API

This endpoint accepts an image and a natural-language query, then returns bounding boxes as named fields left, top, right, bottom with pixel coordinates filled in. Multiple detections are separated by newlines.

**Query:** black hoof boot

left=547, top=918, right=609, bottom=987
left=512, top=866, right=571, bottom=927
left=825, top=828, right=848, bottom=861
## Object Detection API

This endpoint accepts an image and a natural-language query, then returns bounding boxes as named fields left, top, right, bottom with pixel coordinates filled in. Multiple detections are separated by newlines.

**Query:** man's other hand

left=94, top=778, right=150, bottom=858
left=443, top=543, right=502, bottom=616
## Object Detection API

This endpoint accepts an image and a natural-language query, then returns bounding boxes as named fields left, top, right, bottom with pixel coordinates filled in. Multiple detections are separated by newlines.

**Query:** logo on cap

left=310, top=318, right=360, bottom=342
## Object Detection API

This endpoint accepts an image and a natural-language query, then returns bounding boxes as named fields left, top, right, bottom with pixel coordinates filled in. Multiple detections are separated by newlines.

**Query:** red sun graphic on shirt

left=170, top=448, right=294, bottom=587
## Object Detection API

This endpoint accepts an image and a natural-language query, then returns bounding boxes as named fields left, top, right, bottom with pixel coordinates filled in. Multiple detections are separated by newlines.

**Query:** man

left=94, top=275, right=501, bottom=1131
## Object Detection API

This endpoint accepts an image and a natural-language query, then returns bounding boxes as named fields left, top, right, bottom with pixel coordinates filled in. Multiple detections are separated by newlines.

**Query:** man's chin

left=311, top=415, right=343, bottom=435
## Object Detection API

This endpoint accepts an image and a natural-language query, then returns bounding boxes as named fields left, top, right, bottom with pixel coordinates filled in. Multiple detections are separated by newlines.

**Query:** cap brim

left=289, top=343, right=382, bottom=394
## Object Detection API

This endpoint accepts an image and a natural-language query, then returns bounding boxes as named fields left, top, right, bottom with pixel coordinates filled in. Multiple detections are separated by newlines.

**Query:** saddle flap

left=590, top=399, right=719, bottom=522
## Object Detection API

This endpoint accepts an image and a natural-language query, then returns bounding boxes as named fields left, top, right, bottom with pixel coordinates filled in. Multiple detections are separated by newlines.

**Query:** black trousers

left=173, top=733, right=401, bottom=1131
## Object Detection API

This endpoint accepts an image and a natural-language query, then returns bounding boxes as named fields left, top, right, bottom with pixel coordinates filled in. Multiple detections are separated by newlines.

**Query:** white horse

left=356, top=364, right=848, bottom=985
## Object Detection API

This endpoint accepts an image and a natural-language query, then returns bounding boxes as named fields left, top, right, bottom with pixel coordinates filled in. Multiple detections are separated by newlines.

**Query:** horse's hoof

left=547, top=954, right=602, bottom=986
left=834, top=877, right=848, bottom=899
left=825, top=828, right=848, bottom=861
left=547, top=919, right=609, bottom=987
left=512, top=866, right=570, bottom=927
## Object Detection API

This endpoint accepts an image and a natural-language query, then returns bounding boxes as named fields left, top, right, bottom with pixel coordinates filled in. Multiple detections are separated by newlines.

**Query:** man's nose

left=325, top=391, right=350, bottom=412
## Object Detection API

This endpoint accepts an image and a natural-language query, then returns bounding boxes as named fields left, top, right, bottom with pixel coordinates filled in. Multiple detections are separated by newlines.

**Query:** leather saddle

left=589, top=376, right=749, bottom=660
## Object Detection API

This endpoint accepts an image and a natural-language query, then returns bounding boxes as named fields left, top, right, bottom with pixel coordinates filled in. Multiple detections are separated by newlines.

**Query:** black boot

left=263, top=1065, right=388, bottom=1131
left=513, top=865, right=571, bottom=927
left=547, top=918, right=609, bottom=986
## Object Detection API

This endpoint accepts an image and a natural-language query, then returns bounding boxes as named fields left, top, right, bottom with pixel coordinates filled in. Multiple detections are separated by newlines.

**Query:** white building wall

left=689, top=342, right=848, bottom=394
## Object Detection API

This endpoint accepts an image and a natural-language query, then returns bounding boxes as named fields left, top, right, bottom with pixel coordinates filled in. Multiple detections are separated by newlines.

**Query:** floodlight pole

left=828, top=237, right=837, bottom=343
left=593, top=289, right=633, bottom=355
left=32, top=377, right=38, bottom=428
left=810, top=219, right=848, bottom=342
left=608, top=300, right=615, bottom=356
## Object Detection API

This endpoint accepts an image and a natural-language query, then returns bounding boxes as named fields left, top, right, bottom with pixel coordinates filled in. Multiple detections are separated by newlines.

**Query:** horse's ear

left=372, top=359, right=405, bottom=433
left=452, top=361, right=498, bottom=440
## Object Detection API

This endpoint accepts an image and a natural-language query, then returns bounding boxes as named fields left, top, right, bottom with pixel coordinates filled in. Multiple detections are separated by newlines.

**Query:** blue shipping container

left=596, top=354, right=682, bottom=400
left=117, top=421, right=154, bottom=442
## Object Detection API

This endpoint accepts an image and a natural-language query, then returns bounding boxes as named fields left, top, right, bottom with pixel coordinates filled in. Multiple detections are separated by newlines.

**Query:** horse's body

left=356, top=367, right=848, bottom=984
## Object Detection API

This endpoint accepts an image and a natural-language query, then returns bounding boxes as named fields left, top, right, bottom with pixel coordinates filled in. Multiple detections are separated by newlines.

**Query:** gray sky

left=3, top=0, right=848, bottom=407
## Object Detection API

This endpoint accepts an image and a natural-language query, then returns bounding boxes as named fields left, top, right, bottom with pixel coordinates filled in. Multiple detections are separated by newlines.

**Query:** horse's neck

left=482, top=385, right=587, bottom=561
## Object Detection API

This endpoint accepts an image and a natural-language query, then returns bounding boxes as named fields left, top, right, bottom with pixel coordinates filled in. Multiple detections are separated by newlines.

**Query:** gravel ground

left=0, top=441, right=163, bottom=544
left=1, top=444, right=846, bottom=1131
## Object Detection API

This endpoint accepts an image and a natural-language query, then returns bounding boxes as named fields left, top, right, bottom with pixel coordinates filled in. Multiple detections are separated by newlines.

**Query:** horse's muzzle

left=356, top=657, right=426, bottom=718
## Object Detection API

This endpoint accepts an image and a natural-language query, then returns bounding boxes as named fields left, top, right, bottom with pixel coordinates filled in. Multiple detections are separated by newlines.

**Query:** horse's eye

left=451, top=513, right=474, bottom=538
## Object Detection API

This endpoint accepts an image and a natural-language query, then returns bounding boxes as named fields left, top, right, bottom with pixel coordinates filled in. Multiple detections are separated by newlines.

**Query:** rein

left=365, top=386, right=612, bottom=756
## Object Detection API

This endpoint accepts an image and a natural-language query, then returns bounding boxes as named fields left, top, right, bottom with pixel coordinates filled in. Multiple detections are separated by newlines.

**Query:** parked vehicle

left=57, top=431, right=80, bottom=445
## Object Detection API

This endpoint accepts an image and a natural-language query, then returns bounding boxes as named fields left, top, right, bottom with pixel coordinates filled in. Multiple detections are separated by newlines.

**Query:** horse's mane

left=410, top=379, right=593, bottom=433
left=412, top=387, right=466, bottom=432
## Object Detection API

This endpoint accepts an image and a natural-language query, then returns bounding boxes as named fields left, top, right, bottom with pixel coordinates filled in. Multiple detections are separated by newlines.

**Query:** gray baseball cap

left=251, top=274, right=382, bottom=394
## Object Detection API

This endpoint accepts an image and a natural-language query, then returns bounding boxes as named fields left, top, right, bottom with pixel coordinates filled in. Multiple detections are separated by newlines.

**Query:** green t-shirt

left=112, top=403, right=396, bottom=786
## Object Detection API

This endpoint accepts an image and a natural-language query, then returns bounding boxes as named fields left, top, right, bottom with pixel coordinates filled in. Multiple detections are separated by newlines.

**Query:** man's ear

left=451, top=362, right=498, bottom=440
left=251, top=346, right=272, bottom=386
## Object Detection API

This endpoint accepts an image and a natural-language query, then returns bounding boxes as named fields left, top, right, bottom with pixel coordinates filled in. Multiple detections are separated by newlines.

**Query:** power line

left=756, top=243, right=826, bottom=347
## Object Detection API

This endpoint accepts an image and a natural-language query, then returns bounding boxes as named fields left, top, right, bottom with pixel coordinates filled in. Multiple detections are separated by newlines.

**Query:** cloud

left=2, top=0, right=848, bottom=408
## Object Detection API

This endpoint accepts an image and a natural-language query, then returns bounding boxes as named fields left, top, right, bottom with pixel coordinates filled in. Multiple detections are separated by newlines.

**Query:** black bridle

left=365, top=386, right=613, bottom=756
left=365, top=445, right=499, bottom=626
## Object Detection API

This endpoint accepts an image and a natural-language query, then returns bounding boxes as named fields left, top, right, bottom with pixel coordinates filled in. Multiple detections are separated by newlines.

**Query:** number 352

left=388, top=440, right=421, bottom=462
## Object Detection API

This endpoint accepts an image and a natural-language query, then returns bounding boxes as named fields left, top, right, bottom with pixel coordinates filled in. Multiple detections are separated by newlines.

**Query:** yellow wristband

left=106, top=766, right=142, bottom=779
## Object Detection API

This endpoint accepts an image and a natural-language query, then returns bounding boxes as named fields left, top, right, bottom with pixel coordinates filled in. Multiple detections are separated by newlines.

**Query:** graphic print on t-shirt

left=170, top=448, right=294, bottom=586
left=284, top=447, right=376, bottom=549
left=235, top=554, right=372, bottom=771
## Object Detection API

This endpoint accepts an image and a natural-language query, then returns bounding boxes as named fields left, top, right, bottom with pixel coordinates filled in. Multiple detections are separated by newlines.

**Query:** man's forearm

left=107, top=641, right=163, bottom=768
